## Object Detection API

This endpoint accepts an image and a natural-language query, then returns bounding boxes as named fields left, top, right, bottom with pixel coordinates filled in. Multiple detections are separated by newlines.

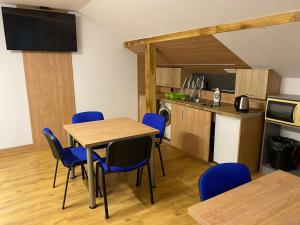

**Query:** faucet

left=190, top=77, right=200, bottom=100
left=198, top=76, right=205, bottom=98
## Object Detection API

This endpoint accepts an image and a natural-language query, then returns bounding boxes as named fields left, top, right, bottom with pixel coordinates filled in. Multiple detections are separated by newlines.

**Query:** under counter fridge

left=213, top=114, right=241, bottom=163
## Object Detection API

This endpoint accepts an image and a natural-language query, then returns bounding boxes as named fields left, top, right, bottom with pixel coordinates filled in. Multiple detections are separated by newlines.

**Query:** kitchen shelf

left=260, top=120, right=300, bottom=177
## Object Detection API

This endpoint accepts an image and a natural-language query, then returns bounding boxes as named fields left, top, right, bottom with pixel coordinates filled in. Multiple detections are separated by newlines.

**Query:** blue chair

left=42, top=128, right=101, bottom=209
left=199, top=163, right=251, bottom=201
left=95, top=136, right=154, bottom=219
left=72, top=111, right=106, bottom=149
left=142, top=113, right=166, bottom=176
left=72, top=111, right=104, bottom=124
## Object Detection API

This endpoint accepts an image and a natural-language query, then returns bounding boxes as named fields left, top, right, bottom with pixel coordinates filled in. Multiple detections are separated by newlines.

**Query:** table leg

left=67, top=134, right=76, bottom=179
left=150, top=135, right=156, bottom=187
left=86, top=147, right=96, bottom=209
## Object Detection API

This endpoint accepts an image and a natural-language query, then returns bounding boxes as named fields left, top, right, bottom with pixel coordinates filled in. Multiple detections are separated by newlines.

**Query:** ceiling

left=214, top=22, right=300, bottom=77
left=80, top=0, right=300, bottom=41
left=1, top=0, right=300, bottom=77
left=155, top=35, right=250, bottom=75
left=0, top=0, right=92, bottom=11
left=79, top=0, right=300, bottom=77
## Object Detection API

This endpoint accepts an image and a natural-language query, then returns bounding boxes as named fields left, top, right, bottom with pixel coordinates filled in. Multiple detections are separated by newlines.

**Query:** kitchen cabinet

left=214, top=114, right=264, bottom=173
left=171, top=103, right=211, bottom=162
left=235, top=69, right=281, bottom=100
left=138, top=95, right=146, bottom=122
left=156, top=68, right=189, bottom=88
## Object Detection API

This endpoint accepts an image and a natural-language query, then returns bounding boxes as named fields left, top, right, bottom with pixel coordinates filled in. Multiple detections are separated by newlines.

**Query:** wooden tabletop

left=64, top=117, right=159, bottom=148
left=188, top=170, right=300, bottom=225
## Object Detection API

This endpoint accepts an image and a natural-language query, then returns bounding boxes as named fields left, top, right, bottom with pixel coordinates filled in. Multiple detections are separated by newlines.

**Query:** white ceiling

left=80, top=0, right=300, bottom=41
left=214, top=22, right=300, bottom=77
left=0, top=0, right=92, bottom=11
left=79, top=0, right=300, bottom=77
left=1, top=0, right=300, bottom=77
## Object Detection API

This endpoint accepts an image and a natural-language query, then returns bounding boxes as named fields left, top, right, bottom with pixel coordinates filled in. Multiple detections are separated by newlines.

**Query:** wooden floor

left=0, top=143, right=211, bottom=225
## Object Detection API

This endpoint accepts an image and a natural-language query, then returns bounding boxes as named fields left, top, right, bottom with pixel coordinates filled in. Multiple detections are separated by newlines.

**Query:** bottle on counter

left=213, top=88, right=221, bottom=106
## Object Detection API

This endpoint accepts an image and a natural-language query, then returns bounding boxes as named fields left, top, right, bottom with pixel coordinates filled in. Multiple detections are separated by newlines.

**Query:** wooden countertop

left=159, top=97, right=264, bottom=119
left=188, top=170, right=300, bottom=225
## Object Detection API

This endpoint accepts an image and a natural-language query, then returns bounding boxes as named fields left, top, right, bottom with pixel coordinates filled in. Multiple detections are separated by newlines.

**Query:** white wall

left=0, top=12, right=32, bottom=149
left=280, top=78, right=300, bottom=141
left=72, top=15, right=138, bottom=120
left=0, top=11, right=137, bottom=150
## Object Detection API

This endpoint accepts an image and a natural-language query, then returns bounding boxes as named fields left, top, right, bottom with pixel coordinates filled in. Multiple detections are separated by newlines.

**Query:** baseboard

left=0, top=144, right=35, bottom=156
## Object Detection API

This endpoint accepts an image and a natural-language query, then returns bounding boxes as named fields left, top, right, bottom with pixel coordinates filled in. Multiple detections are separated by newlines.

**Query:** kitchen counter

left=158, top=97, right=264, bottom=119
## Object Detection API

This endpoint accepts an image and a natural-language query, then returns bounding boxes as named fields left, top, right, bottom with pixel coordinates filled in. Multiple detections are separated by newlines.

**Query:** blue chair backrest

left=199, top=163, right=251, bottom=201
left=72, top=111, right=104, bottom=124
left=142, top=113, right=166, bottom=139
left=42, top=128, right=65, bottom=165
left=106, top=136, right=152, bottom=172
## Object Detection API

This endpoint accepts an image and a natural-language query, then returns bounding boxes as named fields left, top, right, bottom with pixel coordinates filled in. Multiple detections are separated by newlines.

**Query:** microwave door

left=266, top=101, right=296, bottom=123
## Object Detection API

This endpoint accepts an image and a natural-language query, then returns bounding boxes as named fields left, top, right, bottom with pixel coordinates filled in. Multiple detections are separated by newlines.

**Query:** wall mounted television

left=1, top=7, right=77, bottom=52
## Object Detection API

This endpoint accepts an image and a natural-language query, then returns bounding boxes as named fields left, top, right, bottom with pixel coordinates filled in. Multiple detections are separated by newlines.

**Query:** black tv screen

left=1, top=7, right=77, bottom=52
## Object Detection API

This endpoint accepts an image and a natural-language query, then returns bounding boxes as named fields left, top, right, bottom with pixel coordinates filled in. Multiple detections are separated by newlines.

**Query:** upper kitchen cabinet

left=235, top=69, right=281, bottom=100
left=156, top=68, right=189, bottom=89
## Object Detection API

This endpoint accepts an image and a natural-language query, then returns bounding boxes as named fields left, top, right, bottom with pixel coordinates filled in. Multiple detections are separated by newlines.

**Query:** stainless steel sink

left=199, top=102, right=220, bottom=108
left=184, top=98, right=209, bottom=104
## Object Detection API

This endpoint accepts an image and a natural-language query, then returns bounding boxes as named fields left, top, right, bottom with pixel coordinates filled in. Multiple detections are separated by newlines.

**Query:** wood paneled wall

left=137, top=54, right=145, bottom=94
left=23, top=52, right=76, bottom=147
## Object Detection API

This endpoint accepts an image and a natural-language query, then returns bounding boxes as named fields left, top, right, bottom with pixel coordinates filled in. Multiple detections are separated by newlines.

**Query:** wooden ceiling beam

left=124, top=10, right=300, bottom=49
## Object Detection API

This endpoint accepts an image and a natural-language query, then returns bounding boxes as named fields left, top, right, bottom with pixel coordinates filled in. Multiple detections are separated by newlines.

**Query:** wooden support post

left=144, top=42, right=156, bottom=113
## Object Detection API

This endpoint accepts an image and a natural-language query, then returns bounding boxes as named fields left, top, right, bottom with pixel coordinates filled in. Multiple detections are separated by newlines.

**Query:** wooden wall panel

left=23, top=52, right=76, bottom=147
left=137, top=54, right=145, bottom=94
left=238, top=115, right=264, bottom=173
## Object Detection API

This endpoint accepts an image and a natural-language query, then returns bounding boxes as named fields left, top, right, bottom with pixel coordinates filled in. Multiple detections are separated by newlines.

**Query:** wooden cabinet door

left=171, top=103, right=211, bottom=162
left=182, top=107, right=211, bottom=162
left=235, top=69, right=272, bottom=100
left=235, top=69, right=253, bottom=97
left=171, top=103, right=184, bottom=150
left=249, top=69, right=268, bottom=99
left=138, top=95, right=146, bottom=122
left=156, top=68, right=166, bottom=86
left=156, top=68, right=187, bottom=88
left=169, top=68, right=182, bottom=88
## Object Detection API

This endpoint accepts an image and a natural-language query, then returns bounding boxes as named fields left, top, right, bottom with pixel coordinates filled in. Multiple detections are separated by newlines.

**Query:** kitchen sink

left=184, top=98, right=210, bottom=104
left=200, top=102, right=221, bottom=108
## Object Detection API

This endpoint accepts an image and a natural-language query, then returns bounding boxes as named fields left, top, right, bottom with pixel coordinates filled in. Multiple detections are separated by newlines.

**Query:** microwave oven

left=266, top=95, right=300, bottom=127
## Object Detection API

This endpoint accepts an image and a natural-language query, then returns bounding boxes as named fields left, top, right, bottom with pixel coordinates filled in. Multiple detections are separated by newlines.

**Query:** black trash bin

left=269, top=136, right=299, bottom=171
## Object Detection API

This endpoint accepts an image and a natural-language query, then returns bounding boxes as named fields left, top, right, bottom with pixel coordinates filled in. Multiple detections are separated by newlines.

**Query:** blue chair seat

left=97, top=157, right=147, bottom=173
left=62, top=146, right=101, bottom=167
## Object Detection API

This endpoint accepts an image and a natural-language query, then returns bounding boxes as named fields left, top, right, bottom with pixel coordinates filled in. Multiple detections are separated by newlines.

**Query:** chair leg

left=138, top=166, right=144, bottom=186
left=53, top=159, right=59, bottom=188
left=95, top=164, right=102, bottom=197
left=101, top=171, right=109, bottom=219
left=157, top=145, right=166, bottom=176
left=81, top=165, right=85, bottom=180
left=136, top=167, right=140, bottom=187
left=83, top=166, right=88, bottom=179
left=62, top=168, right=71, bottom=209
left=146, top=162, right=154, bottom=204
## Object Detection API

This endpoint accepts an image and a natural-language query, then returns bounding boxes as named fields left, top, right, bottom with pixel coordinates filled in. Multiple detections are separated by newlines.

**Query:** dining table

left=188, top=170, right=300, bottom=225
left=64, top=117, right=159, bottom=209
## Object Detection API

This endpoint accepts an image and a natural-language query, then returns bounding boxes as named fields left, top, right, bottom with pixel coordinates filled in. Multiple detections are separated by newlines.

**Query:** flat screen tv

left=1, top=7, right=77, bottom=52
